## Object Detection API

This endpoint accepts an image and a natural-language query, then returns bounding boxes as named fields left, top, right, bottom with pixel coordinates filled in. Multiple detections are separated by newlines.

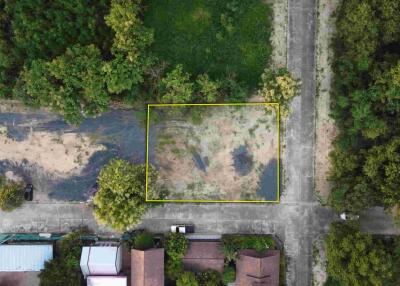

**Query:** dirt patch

left=149, top=105, right=279, bottom=201
left=0, top=130, right=104, bottom=176
left=315, top=0, right=340, bottom=202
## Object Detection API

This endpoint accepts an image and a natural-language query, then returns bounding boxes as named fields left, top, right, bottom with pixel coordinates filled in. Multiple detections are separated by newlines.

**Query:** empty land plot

left=146, top=104, right=279, bottom=202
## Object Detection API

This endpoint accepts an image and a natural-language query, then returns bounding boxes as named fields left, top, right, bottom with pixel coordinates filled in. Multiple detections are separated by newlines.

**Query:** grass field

left=146, top=103, right=279, bottom=202
left=144, top=0, right=272, bottom=88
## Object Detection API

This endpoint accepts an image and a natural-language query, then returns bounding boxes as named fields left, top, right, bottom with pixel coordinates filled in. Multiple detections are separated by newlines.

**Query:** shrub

left=176, top=271, right=199, bottom=286
left=197, top=269, right=222, bottom=286
left=165, top=259, right=184, bottom=281
left=221, top=235, right=275, bottom=255
left=258, top=67, right=300, bottom=117
left=221, top=243, right=238, bottom=264
left=158, top=65, right=193, bottom=103
left=222, top=266, right=236, bottom=285
left=164, top=232, right=189, bottom=260
left=132, top=232, right=155, bottom=250
left=0, top=177, right=24, bottom=212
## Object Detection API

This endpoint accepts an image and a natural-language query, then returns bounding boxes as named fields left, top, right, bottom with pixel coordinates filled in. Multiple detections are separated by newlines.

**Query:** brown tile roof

left=182, top=241, right=225, bottom=273
left=235, top=249, right=280, bottom=286
left=131, top=248, right=164, bottom=286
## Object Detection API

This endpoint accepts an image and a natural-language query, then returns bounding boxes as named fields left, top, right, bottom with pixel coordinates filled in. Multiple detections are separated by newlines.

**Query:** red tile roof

left=235, top=249, right=280, bottom=286
left=182, top=241, right=225, bottom=273
left=131, top=248, right=164, bottom=286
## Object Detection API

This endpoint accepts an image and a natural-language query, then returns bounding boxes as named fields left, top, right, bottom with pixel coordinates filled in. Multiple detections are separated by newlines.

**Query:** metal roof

left=0, top=244, right=53, bottom=272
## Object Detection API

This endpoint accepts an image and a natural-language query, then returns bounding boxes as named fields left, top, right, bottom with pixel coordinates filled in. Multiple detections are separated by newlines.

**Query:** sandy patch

left=312, top=238, right=328, bottom=286
left=0, top=130, right=105, bottom=176
left=315, top=0, right=340, bottom=202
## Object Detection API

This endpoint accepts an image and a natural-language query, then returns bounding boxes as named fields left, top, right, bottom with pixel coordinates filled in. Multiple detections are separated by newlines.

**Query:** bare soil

left=315, top=0, right=340, bottom=202
left=149, top=105, right=279, bottom=201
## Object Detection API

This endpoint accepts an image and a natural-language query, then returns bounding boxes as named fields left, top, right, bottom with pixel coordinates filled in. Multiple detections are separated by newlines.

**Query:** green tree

left=158, top=65, right=193, bottom=103
left=165, top=259, right=184, bottom=281
left=93, top=159, right=156, bottom=231
left=326, top=223, right=393, bottom=286
left=363, top=138, right=400, bottom=208
left=258, top=67, right=299, bottom=117
left=103, top=0, right=154, bottom=95
left=7, top=0, right=109, bottom=62
left=195, top=74, right=221, bottom=103
left=0, top=176, right=24, bottom=212
left=164, top=232, right=189, bottom=260
left=176, top=271, right=198, bottom=286
left=22, top=44, right=108, bottom=124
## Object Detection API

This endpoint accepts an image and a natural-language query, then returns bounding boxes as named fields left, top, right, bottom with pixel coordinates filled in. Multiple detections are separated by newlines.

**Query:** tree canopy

left=329, top=0, right=400, bottom=214
left=326, top=223, right=393, bottom=286
left=93, top=159, right=156, bottom=231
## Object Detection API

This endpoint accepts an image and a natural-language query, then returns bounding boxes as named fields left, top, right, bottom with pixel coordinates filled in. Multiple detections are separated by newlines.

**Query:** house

left=0, top=244, right=53, bottom=272
left=182, top=241, right=224, bottom=273
left=131, top=248, right=164, bottom=286
left=80, top=244, right=123, bottom=277
left=235, top=249, right=280, bottom=286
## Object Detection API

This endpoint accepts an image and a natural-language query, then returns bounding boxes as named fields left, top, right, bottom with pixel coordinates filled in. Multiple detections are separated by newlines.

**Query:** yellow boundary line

left=145, top=102, right=280, bottom=203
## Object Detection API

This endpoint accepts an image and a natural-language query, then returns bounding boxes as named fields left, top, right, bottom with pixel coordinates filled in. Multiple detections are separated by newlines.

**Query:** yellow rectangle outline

left=145, top=102, right=280, bottom=203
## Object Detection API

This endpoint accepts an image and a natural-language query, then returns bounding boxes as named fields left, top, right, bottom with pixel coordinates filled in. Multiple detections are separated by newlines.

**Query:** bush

left=165, top=259, right=184, bottom=281
left=176, top=271, right=199, bottom=286
left=0, top=177, right=24, bottom=212
left=221, top=235, right=275, bottom=254
left=132, top=232, right=155, bottom=250
left=222, top=266, right=236, bottom=285
left=258, top=67, right=300, bottom=117
left=164, top=232, right=189, bottom=260
left=197, top=269, right=222, bottom=286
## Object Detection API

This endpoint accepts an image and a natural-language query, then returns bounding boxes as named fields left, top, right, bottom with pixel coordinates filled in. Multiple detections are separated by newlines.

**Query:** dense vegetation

left=325, top=223, right=400, bottom=286
left=0, top=0, right=275, bottom=124
left=39, top=229, right=88, bottom=286
left=328, top=0, right=400, bottom=214
left=0, top=175, right=23, bottom=211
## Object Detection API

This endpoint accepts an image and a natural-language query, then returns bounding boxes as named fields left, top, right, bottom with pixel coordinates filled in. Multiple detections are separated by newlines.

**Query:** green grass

left=144, top=0, right=272, bottom=88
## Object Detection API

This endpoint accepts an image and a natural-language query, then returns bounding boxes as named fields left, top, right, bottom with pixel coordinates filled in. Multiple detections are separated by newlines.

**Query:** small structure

left=87, top=276, right=127, bottom=286
left=235, top=249, right=280, bottom=286
left=131, top=248, right=164, bottom=286
left=182, top=241, right=224, bottom=273
left=80, top=244, right=122, bottom=277
left=0, top=244, right=53, bottom=271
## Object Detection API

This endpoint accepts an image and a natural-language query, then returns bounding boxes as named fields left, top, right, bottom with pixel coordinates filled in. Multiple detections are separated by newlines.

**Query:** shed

left=131, top=248, right=164, bottom=286
left=0, top=244, right=53, bottom=272
left=182, top=241, right=224, bottom=273
left=80, top=245, right=122, bottom=277
left=87, top=276, right=127, bottom=286
left=235, top=249, right=280, bottom=286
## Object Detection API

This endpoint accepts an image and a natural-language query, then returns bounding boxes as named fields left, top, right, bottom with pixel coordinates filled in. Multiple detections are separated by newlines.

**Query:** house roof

left=182, top=241, right=224, bottom=273
left=0, top=244, right=53, bottom=272
left=235, top=249, right=280, bottom=286
left=131, top=248, right=164, bottom=286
